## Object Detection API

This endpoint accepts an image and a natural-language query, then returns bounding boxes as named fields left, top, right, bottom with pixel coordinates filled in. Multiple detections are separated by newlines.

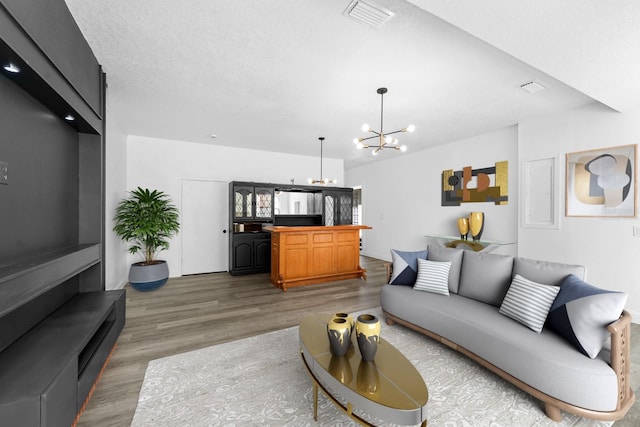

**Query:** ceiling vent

left=520, top=81, right=546, bottom=94
left=343, top=0, right=395, bottom=28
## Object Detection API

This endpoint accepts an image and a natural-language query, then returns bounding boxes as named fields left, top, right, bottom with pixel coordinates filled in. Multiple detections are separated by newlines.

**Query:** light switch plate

left=0, top=161, right=7, bottom=185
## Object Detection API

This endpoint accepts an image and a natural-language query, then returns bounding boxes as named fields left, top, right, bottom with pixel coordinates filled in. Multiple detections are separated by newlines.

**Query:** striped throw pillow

left=499, top=274, right=560, bottom=333
left=413, top=259, right=451, bottom=296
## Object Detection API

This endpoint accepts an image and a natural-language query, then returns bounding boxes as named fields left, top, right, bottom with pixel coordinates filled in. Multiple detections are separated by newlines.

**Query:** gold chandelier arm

left=383, top=128, right=407, bottom=136
left=359, top=134, right=379, bottom=142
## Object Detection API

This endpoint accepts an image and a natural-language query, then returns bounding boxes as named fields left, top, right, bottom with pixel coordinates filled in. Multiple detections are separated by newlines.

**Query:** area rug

left=131, top=308, right=612, bottom=427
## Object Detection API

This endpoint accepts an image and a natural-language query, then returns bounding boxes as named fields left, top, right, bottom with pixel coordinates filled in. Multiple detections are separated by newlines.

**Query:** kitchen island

left=264, top=225, right=372, bottom=291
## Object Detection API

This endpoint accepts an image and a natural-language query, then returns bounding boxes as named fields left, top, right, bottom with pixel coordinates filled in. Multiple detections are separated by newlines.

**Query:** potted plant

left=113, top=187, right=180, bottom=291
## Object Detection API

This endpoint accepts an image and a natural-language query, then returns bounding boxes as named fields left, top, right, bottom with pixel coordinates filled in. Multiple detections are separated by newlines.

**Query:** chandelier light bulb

left=392, top=138, right=399, bottom=145
left=385, top=136, right=393, bottom=144
left=356, top=142, right=364, bottom=149
left=353, top=138, right=360, bottom=144
left=361, top=124, right=370, bottom=132
left=307, top=178, right=313, bottom=184
left=400, top=145, right=408, bottom=152
left=372, top=149, right=379, bottom=156
left=406, top=124, right=415, bottom=133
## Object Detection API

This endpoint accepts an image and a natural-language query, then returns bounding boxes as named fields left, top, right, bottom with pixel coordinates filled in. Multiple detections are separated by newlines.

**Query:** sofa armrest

left=384, top=262, right=392, bottom=284
left=607, top=310, right=634, bottom=411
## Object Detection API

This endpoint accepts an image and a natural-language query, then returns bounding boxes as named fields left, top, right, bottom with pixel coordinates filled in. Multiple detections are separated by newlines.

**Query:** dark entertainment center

left=0, top=1, right=125, bottom=426
left=229, top=181, right=355, bottom=275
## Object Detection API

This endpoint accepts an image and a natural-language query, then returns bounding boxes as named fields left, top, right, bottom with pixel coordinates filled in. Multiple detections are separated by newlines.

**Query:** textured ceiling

left=64, top=0, right=636, bottom=169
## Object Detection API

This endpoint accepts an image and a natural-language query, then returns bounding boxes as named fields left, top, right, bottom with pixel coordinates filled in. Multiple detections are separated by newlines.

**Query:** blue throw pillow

left=547, top=274, right=627, bottom=358
left=389, top=249, right=427, bottom=286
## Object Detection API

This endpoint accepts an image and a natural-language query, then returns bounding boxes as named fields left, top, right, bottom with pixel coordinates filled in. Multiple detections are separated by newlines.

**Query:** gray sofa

left=381, top=245, right=634, bottom=422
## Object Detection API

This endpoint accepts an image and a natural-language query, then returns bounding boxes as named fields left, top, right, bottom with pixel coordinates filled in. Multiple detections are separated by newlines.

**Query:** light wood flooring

left=77, top=256, right=640, bottom=426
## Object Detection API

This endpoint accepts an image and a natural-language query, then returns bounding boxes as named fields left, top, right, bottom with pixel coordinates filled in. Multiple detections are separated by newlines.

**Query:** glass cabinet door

left=234, top=185, right=253, bottom=220
left=324, top=193, right=335, bottom=226
left=339, top=191, right=353, bottom=225
left=254, top=186, right=274, bottom=219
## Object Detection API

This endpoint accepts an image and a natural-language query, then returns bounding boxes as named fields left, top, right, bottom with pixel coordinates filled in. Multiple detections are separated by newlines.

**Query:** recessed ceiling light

left=210, top=134, right=217, bottom=139
left=64, top=114, right=75, bottom=121
left=3, top=63, right=20, bottom=73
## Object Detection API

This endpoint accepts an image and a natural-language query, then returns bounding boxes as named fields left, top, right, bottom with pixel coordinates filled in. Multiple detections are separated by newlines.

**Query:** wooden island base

left=265, top=225, right=372, bottom=292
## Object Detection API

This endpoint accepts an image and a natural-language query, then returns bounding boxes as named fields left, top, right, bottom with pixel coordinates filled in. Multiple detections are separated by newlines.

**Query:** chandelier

left=308, top=137, right=337, bottom=185
left=353, top=87, right=414, bottom=155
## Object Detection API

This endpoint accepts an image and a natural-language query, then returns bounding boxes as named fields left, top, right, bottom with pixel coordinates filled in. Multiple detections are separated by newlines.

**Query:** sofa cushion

left=458, top=251, right=514, bottom=306
left=547, top=274, right=628, bottom=358
left=414, top=259, right=451, bottom=296
left=513, top=257, right=585, bottom=285
left=499, top=274, right=560, bottom=333
left=389, top=249, right=427, bottom=286
left=427, top=245, right=464, bottom=293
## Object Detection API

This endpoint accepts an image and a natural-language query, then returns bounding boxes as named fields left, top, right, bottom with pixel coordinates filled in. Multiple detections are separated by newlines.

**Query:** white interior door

left=181, top=180, right=228, bottom=275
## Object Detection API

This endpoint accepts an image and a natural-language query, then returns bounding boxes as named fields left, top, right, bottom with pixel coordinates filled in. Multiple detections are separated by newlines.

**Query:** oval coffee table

left=299, top=313, right=428, bottom=426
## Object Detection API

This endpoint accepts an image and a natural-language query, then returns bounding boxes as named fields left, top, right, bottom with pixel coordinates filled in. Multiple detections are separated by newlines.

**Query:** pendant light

left=308, top=137, right=337, bottom=185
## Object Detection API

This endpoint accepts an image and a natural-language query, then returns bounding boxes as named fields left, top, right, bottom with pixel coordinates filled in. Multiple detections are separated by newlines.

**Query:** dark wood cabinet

left=231, top=182, right=274, bottom=221
left=230, top=233, right=271, bottom=275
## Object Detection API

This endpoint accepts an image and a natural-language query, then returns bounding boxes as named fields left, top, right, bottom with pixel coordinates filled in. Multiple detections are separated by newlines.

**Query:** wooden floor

left=77, top=256, right=640, bottom=426
left=77, top=256, right=388, bottom=427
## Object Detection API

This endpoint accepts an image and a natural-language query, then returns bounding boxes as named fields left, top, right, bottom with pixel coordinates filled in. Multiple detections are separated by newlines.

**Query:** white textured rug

left=131, top=309, right=612, bottom=427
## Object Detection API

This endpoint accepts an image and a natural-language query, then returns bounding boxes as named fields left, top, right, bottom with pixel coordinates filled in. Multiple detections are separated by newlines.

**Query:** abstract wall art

left=442, top=161, right=508, bottom=206
left=566, top=144, right=637, bottom=217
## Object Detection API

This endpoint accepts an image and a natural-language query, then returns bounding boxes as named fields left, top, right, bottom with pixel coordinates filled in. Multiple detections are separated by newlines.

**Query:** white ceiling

left=64, top=0, right=640, bottom=169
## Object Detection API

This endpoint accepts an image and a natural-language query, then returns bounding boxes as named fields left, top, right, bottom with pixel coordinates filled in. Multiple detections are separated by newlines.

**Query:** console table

left=265, top=225, right=371, bottom=291
left=425, top=235, right=516, bottom=253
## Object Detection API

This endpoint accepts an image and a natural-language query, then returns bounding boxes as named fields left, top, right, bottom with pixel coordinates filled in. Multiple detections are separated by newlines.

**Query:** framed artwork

left=441, top=161, right=508, bottom=206
left=565, top=144, right=637, bottom=217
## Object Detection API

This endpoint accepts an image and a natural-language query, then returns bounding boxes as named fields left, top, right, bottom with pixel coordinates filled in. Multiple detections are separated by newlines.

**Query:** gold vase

left=327, top=318, right=351, bottom=356
left=356, top=314, right=380, bottom=362
left=333, top=312, right=354, bottom=333
left=457, top=217, right=469, bottom=240
left=469, top=212, right=484, bottom=241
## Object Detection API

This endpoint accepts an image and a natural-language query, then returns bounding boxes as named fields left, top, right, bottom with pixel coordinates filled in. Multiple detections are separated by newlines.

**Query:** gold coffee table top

left=299, top=313, right=428, bottom=426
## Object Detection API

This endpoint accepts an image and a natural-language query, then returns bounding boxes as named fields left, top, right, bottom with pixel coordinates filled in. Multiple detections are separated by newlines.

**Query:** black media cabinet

left=0, top=291, right=125, bottom=426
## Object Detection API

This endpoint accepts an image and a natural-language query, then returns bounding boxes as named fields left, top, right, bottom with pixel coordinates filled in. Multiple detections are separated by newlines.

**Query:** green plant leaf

left=113, top=187, right=180, bottom=263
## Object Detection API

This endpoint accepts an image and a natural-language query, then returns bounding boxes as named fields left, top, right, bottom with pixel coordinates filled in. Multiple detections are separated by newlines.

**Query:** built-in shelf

left=0, top=244, right=100, bottom=317
left=0, top=290, right=125, bottom=424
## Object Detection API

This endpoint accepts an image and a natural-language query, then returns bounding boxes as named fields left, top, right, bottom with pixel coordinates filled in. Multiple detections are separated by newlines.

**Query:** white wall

left=125, top=135, right=344, bottom=277
left=346, top=126, right=519, bottom=261
left=518, top=102, right=640, bottom=318
left=104, top=109, right=128, bottom=290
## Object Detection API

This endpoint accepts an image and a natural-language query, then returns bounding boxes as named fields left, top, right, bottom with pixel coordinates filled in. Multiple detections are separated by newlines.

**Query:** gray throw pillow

left=459, top=251, right=514, bottom=306
left=427, top=245, right=464, bottom=293
left=513, top=257, right=586, bottom=285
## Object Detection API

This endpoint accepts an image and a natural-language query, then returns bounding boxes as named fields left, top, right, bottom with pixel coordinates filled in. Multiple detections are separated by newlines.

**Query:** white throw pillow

left=414, top=259, right=451, bottom=296
left=499, top=274, right=560, bottom=333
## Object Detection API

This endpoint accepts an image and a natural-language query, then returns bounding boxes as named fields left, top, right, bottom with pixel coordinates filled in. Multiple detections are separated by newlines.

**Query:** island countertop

left=264, top=224, right=372, bottom=233
left=265, top=224, right=372, bottom=291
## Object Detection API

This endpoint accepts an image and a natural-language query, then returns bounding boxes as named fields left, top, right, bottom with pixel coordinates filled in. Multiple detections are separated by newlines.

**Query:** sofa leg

left=386, top=317, right=395, bottom=326
left=544, top=403, right=562, bottom=421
